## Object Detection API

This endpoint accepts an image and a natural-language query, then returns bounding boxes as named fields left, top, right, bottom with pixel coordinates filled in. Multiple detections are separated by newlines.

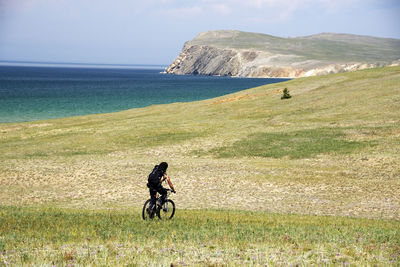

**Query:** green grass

left=1, top=207, right=399, bottom=266
left=210, top=127, right=371, bottom=159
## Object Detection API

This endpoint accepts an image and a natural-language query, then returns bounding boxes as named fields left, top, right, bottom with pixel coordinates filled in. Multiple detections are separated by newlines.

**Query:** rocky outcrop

left=166, top=44, right=241, bottom=76
left=165, top=30, right=400, bottom=78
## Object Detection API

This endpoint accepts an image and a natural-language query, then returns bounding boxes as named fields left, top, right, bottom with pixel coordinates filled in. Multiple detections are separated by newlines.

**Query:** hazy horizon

left=0, top=60, right=167, bottom=68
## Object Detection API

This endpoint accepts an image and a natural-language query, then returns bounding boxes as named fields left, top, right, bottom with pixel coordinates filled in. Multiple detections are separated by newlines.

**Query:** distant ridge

left=166, top=30, right=400, bottom=78
left=301, top=32, right=400, bottom=43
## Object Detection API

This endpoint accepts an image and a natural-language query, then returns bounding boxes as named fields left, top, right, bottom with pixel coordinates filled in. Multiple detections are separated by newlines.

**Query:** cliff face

left=165, top=30, right=400, bottom=78
left=166, top=44, right=241, bottom=76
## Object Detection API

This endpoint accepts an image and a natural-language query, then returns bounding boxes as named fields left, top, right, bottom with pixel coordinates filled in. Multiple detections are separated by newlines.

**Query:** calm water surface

left=0, top=66, right=288, bottom=123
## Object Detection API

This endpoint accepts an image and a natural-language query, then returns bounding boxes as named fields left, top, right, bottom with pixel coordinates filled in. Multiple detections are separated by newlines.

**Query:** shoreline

left=0, top=66, right=289, bottom=124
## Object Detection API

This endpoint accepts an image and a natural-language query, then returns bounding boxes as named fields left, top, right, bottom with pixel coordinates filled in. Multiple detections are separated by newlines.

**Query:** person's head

left=158, top=162, right=168, bottom=172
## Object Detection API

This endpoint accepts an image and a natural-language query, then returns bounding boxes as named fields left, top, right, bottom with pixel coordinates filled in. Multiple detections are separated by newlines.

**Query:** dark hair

left=158, top=162, right=168, bottom=172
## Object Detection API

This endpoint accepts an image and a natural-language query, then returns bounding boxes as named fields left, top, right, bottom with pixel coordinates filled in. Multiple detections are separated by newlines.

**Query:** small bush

left=281, top=88, right=292, bottom=99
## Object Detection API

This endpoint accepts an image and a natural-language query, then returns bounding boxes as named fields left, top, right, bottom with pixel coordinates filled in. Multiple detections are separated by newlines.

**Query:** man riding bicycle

left=147, top=162, right=176, bottom=211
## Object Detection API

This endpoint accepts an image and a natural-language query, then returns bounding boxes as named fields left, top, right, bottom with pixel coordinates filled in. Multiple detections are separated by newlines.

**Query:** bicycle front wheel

left=142, top=199, right=155, bottom=220
left=157, top=199, right=175, bottom=220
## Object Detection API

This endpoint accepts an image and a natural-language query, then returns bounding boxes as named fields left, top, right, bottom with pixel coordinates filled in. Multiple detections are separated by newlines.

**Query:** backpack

left=148, top=165, right=163, bottom=187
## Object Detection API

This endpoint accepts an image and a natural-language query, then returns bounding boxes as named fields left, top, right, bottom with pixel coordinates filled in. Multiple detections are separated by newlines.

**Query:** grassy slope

left=1, top=66, right=399, bottom=217
left=1, top=66, right=400, bottom=265
left=190, top=30, right=400, bottom=63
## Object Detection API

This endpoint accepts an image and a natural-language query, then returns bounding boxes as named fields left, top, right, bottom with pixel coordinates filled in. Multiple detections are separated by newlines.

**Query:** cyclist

left=147, top=162, right=176, bottom=211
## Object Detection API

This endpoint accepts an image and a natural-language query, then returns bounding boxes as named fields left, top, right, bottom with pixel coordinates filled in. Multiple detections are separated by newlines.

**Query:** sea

left=0, top=64, right=289, bottom=123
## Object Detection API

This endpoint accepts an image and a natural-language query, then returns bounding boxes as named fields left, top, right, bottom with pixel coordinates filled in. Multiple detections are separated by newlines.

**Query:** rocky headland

left=165, top=30, right=400, bottom=78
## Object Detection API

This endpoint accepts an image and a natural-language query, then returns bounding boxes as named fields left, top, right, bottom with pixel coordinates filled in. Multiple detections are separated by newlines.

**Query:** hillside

left=165, top=30, right=400, bottom=78
left=1, top=66, right=399, bottom=219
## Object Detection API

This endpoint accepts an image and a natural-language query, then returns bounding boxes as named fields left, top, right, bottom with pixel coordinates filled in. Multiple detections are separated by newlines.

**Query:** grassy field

left=1, top=66, right=400, bottom=265
left=1, top=207, right=399, bottom=266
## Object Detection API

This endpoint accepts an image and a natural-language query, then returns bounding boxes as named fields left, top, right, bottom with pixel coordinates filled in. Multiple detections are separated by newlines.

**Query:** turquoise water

left=0, top=66, right=288, bottom=123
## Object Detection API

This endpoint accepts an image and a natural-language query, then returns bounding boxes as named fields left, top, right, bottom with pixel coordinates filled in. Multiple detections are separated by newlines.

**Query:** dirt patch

left=1, top=152, right=399, bottom=220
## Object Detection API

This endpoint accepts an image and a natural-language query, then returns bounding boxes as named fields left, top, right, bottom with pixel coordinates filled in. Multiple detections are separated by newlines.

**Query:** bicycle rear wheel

left=142, top=199, right=155, bottom=220
left=157, top=199, right=175, bottom=220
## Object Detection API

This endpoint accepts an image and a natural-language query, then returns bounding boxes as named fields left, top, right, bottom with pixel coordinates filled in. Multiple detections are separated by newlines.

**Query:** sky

left=0, top=0, right=399, bottom=65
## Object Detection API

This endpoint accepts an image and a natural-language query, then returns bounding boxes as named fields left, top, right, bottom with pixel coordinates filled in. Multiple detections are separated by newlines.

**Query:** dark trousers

left=149, top=184, right=167, bottom=208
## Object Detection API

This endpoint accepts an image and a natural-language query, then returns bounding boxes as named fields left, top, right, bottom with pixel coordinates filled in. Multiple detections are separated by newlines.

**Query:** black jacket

left=147, top=165, right=165, bottom=187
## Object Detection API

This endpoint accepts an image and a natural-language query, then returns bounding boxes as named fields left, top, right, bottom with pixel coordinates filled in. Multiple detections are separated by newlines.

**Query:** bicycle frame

left=151, top=189, right=170, bottom=207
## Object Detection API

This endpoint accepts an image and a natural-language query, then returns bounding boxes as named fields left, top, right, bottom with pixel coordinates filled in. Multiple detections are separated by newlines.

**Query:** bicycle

left=142, top=189, right=175, bottom=220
